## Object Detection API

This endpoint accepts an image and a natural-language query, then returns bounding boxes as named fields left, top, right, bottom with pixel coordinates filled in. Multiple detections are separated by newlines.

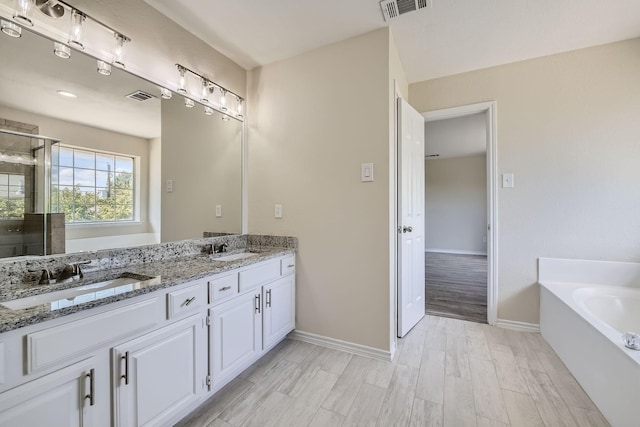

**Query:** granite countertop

left=0, top=247, right=295, bottom=334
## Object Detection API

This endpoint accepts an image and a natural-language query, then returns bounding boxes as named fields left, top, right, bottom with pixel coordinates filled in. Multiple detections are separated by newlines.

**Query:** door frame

left=421, top=101, right=498, bottom=325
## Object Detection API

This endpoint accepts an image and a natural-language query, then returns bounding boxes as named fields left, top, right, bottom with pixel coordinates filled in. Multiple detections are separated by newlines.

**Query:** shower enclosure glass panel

left=0, top=128, right=59, bottom=258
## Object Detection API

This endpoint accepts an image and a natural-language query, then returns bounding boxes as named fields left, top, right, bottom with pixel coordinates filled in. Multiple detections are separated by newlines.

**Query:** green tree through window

left=50, top=146, right=135, bottom=223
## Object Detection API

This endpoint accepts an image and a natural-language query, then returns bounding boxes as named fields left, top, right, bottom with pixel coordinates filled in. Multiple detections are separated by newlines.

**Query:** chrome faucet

left=214, top=243, right=228, bottom=254
left=58, top=261, right=91, bottom=281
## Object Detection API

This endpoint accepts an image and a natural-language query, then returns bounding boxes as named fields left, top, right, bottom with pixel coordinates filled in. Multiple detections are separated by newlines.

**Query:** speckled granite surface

left=0, top=235, right=297, bottom=333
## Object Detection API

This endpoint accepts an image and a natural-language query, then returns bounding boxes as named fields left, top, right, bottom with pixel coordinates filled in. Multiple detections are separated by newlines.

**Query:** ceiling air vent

left=126, top=90, right=156, bottom=102
left=379, top=0, right=432, bottom=22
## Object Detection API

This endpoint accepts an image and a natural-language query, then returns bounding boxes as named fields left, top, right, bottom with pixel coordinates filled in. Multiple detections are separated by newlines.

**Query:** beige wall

left=425, top=155, right=487, bottom=254
left=0, top=105, right=152, bottom=240
left=248, top=28, right=396, bottom=351
left=410, top=38, right=640, bottom=324
left=161, top=96, right=242, bottom=242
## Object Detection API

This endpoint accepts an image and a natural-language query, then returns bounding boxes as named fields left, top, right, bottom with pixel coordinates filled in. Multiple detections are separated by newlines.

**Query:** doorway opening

left=422, top=102, right=497, bottom=325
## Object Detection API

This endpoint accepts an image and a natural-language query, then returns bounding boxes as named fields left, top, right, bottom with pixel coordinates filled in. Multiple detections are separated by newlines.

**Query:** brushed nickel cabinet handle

left=121, top=352, right=129, bottom=385
left=85, top=368, right=95, bottom=406
left=287, top=264, right=294, bottom=268
left=266, top=289, right=272, bottom=308
left=255, top=294, right=261, bottom=314
left=184, top=297, right=196, bottom=306
left=219, top=286, right=231, bottom=292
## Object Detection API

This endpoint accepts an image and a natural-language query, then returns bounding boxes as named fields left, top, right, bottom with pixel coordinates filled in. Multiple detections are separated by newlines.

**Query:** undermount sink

left=214, top=252, right=260, bottom=262
left=1, top=273, right=160, bottom=311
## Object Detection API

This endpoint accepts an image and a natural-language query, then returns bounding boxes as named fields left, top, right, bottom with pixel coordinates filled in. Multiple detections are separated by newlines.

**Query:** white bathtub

left=539, top=258, right=640, bottom=427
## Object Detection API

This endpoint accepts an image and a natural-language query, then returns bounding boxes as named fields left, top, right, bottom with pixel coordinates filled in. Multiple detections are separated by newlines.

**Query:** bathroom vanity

left=0, top=238, right=296, bottom=426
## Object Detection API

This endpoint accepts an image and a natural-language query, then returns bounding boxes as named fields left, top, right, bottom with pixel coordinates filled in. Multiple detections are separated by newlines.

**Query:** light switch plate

left=502, top=173, right=514, bottom=188
left=215, top=205, right=222, bottom=217
left=166, top=179, right=173, bottom=193
left=361, top=163, right=374, bottom=182
left=274, top=204, right=283, bottom=219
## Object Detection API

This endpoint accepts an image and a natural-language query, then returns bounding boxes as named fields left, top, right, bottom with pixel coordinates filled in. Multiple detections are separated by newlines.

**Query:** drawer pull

left=121, top=352, right=129, bottom=385
left=266, top=289, right=272, bottom=307
left=287, top=264, right=294, bottom=268
left=85, top=368, right=95, bottom=406
left=255, top=294, right=261, bottom=314
left=184, top=297, right=196, bottom=306
left=219, top=286, right=231, bottom=292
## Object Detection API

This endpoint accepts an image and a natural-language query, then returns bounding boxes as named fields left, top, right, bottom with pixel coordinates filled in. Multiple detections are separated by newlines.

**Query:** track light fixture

left=1, top=19, right=22, bottom=37
left=54, top=42, right=70, bottom=59
left=13, top=0, right=34, bottom=26
left=97, top=60, right=111, bottom=76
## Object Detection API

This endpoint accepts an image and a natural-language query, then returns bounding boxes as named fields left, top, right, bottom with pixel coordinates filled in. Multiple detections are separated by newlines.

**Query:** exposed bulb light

left=220, top=89, right=227, bottom=112
left=57, top=90, right=77, bottom=98
left=53, top=42, right=71, bottom=59
left=236, top=96, right=244, bottom=119
left=68, top=9, right=85, bottom=49
left=1, top=19, right=22, bottom=38
left=160, top=88, right=172, bottom=99
left=204, top=106, right=213, bottom=116
left=200, top=78, right=210, bottom=104
left=13, top=0, right=34, bottom=26
left=112, top=33, right=127, bottom=68
left=184, top=97, right=194, bottom=108
left=97, top=60, right=111, bottom=76
left=177, top=66, right=187, bottom=95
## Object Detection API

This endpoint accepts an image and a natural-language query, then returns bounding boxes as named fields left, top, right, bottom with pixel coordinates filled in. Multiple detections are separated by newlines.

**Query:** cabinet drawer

left=167, top=283, right=207, bottom=319
left=27, top=298, right=159, bottom=373
left=239, top=260, right=280, bottom=292
left=209, top=274, right=239, bottom=304
left=281, top=255, right=296, bottom=276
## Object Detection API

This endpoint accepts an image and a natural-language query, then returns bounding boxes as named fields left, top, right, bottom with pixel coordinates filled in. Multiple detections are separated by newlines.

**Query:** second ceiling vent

left=380, top=0, right=432, bottom=21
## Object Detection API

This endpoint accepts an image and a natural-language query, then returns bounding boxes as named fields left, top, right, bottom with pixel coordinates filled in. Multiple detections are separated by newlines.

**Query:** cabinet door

left=0, top=358, right=95, bottom=427
left=263, top=275, right=295, bottom=349
left=210, top=290, right=262, bottom=385
left=113, top=315, right=207, bottom=427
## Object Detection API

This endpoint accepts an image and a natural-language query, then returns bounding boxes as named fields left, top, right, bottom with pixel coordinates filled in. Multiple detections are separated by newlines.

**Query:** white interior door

left=398, top=97, right=426, bottom=337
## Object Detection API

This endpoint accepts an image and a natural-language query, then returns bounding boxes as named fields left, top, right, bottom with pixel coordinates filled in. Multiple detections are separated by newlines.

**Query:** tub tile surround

left=538, top=257, right=640, bottom=427
left=0, top=234, right=297, bottom=333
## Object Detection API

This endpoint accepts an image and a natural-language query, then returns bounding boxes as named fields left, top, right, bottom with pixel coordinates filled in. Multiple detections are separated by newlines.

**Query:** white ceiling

left=424, top=113, right=485, bottom=159
left=146, top=0, right=640, bottom=83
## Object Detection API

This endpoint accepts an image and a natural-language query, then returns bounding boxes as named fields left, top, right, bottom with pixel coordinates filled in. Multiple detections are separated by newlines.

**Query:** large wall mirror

left=0, top=27, right=244, bottom=259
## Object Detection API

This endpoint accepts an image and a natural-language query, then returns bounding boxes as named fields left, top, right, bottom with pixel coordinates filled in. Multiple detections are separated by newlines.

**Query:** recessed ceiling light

left=57, top=90, right=77, bottom=98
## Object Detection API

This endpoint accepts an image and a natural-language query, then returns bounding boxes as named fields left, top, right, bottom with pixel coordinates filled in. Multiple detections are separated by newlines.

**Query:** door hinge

left=205, top=316, right=211, bottom=326
left=206, top=375, right=211, bottom=390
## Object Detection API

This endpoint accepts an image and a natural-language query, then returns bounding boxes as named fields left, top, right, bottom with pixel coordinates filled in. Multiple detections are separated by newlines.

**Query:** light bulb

left=200, top=79, right=210, bottom=103
left=184, top=97, right=194, bottom=108
left=113, top=34, right=127, bottom=68
left=220, top=89, right=227, bottom=112
left=68, top=10, right=85, bottom=49
left=1, top=19, right=22, bottom=38
left=97, top=60, right=111, bottom=76
left=160, top=88, right=172, bottom=99
left=13, top=0, right=34, bottom=26
left=221, top=114, right=230, bottom=122
left=236, top=97, right=244, bottom=118
left=204, top=106, right=213, bottom=116
left=54, top=42, right=71, bottom=59
left=177, top=67, right=187, bottom=95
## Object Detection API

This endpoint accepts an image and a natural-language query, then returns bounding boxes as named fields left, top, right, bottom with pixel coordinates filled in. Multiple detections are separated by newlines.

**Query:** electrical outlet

left=274, top=204, right=282, bottom=219
left=166, top=179, right=173, bottom=193
left=215, top=205, right=222, bottom=217
left=502, top=173, right=514, bottom=188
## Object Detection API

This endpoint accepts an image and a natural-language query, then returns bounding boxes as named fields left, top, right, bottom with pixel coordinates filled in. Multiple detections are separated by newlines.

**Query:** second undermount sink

left=214, top=252, right=260, bottom=262
left=1, top=273, right=160, bottom=311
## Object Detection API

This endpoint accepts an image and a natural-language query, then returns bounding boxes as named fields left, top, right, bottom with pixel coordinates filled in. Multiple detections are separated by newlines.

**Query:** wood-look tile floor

left=176, top=316, right=609, bottom=427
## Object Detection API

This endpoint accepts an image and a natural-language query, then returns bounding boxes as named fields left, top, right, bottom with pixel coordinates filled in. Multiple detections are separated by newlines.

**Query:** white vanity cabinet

left=208, top=255, right=296, bottom=389
left=112, top=314, right=207, bottom=427
left=0, top=358, right=96, bottom=426
left=209, top=290, right=263, bottom=386
left=263, top=274, right=295, bottom=349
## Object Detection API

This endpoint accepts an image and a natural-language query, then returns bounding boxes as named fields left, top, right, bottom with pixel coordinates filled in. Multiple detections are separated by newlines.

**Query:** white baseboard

left=426, top=248, right=487, bottom=256
left=288, top=330, right=392, bottom=362
left=496, top=319, right=540, bottom=333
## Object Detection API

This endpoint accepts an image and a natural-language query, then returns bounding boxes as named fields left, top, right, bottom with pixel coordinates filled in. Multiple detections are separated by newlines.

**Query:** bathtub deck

left=177, top=315, right=608, bottom=427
